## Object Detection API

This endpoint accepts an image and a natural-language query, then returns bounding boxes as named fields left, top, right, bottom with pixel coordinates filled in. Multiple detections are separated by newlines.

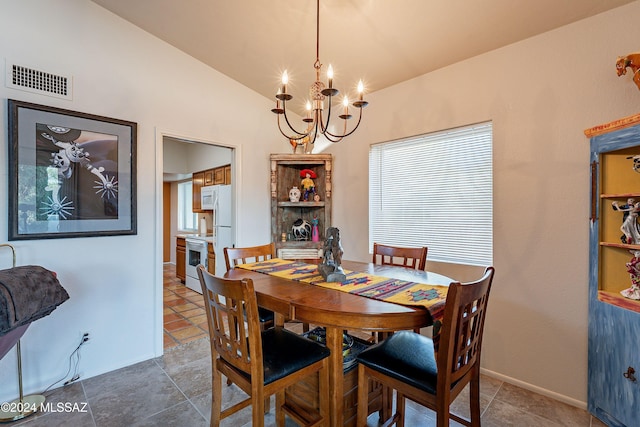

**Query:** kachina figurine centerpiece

left=318, top=227, right=346, bottom=282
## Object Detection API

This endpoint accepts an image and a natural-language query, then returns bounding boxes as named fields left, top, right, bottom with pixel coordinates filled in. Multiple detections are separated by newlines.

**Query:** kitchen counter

left=176, top=233, right=214, bottom=242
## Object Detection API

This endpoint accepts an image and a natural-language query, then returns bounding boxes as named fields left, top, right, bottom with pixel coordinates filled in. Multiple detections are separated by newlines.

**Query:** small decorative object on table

left=616, top=52, right=640, bottom=90
left=300, top=168, right=317, bottom=201
left=318, top=227, right=346, bottom=282
left=289, top=186, right=301, bottom=202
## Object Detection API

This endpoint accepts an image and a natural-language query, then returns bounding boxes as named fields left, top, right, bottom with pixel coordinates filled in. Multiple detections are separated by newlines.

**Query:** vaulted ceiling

left=91, top=0, right=634, bottom=111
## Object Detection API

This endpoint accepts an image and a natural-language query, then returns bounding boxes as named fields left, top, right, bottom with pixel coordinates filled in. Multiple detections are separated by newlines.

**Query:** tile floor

left=163, top=264, right=208, bottom=350
left=8, top=264, right=608, bottom=426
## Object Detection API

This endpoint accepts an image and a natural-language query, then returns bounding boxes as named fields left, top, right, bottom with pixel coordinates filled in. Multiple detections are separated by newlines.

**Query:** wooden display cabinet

left=270, top=154, right=332, bottom=259
left=586, top=113, right=640, bottom=427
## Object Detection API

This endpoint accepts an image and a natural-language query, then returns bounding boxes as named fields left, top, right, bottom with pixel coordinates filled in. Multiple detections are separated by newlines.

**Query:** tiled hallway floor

left=163, top=264, right=208, bottom=349
left=9, top=264, right=608, bottom=426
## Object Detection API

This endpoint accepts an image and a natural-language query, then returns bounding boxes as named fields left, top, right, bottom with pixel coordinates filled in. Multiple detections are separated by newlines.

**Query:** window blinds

left=369, top=122, right=493, bottom=266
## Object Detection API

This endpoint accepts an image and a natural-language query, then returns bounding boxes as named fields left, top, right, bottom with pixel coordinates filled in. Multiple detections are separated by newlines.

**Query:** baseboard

left=480, top=368, right=587, bottom=410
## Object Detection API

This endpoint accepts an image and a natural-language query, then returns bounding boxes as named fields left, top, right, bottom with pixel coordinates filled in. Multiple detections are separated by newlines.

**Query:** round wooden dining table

left=225, top=259, right=453, bottom=427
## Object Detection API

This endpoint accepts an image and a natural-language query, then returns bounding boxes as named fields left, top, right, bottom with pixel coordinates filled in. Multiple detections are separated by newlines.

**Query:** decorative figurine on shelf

left=318, top=227, right=346, bottom=282
left=613, top=198, right=637, bottom=243
left=627, top=154, right=640, bottom=173
left=311, top=216, right=320, bottom=242
left=617, top=201, right=640, bottom=245
left=289, top=186, right=301, bottom=202
left=291, top=218, right=312, bottom=241
left=289, top=123, right=313, bottom=154
left=616, top=52, right=640, bottom=91
left=622, top=251, right=640, bottom=300
left=300, top=168, right=317, bottom=201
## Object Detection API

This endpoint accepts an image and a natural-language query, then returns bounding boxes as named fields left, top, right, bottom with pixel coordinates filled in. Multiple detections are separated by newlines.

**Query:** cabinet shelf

left=278, top=201, right=326, bottom=208
left=597, top=290, right=640, bottom=314
left=600, top=192, right=640, bottom=199
left=600, top=241, right=640, bottom=250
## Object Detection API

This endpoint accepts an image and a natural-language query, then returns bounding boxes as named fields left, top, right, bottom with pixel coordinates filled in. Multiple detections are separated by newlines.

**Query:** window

left=177, top=181, right=197, bottom=231
left=369, top=122, right=493, bottom=266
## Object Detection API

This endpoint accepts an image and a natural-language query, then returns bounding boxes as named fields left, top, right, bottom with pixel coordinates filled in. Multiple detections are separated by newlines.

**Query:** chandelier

left=271, top=0, right=368, bottom=145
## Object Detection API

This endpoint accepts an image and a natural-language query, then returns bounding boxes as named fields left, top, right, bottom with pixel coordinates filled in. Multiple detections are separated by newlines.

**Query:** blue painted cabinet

left=586, top=114, right=640, bottom=427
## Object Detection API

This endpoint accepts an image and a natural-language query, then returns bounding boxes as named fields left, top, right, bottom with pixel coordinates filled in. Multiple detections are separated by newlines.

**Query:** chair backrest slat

left=224, top=243, right=277, bottom=272
left=372, top=243, right=428, bottom=270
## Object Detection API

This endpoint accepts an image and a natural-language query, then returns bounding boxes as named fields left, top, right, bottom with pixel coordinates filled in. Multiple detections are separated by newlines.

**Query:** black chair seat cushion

left=357, top=330, right=438, bottom=394
left=260, top=327, right=330, bottom=385
left=258, top=307, right=275, bottom=323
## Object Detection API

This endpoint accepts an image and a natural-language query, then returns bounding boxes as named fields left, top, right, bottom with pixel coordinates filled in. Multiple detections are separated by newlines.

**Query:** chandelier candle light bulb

left=340, top=96, right=351, bottom=120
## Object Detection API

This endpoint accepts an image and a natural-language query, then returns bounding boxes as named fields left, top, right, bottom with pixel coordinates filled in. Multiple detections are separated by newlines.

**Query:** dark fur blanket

left=0, top=265, right=69, bottom=336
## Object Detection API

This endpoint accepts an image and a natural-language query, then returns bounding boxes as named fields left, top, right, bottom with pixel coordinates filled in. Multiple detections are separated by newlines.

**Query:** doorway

left=157, top=133, right=236, bottom=352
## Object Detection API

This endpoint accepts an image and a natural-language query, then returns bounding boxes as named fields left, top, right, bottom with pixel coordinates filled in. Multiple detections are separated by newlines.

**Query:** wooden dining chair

left=224, top=243, right=276, bottom=331
left=197, top=265, right=330, bottom=427
left=225, top=242, right=311, bottom=333
left=371, top=243, right=428, bottom=337
left=372, top=243, right=428, bottom=270
left=356, top=267, right=495, bottom=427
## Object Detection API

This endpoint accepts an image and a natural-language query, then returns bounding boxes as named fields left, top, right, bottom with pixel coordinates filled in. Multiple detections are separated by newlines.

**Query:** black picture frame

left=7, top=99, right=137, bottom=240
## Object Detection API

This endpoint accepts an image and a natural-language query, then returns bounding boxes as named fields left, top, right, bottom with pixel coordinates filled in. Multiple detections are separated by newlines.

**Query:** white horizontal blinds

left=369, top=122, right=493, bottom=266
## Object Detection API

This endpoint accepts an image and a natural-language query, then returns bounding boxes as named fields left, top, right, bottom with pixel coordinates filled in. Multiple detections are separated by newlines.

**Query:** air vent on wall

left=5, top=61, right=72, bottom=100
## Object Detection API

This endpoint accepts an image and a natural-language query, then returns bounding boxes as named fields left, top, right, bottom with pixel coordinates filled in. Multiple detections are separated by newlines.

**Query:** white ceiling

left=90, top=0, right=634, bottom=113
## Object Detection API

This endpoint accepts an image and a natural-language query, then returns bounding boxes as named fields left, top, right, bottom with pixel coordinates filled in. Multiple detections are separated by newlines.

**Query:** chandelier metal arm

left=322, top=107, right=364, bottom=140
left=280, top=101, right=313, bottom=137
left=276, top=114, right=312, bottom=141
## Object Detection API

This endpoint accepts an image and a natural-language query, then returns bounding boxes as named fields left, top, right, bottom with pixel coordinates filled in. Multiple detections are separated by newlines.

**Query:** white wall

left=3, top=0, right=640, bottom=409
left=164, top=139, right=233, bottom=174
left=326, top=1, right=640, bottom=406
left=0, top=0, right=282, bottom=402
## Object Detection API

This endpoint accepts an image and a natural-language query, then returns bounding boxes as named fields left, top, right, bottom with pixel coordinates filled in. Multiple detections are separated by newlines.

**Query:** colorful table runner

left=238, top=258, right=448, bottom=322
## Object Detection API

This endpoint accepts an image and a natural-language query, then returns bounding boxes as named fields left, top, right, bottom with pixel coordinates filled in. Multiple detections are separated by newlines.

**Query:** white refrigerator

left=212, top=184, right=233, bottom=276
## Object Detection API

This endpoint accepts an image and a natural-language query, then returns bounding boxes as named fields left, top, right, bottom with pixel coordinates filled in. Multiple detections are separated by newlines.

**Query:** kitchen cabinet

left=270, top=153, right=332, bottom=259
left=192, top=164, right=231, bottom=212
left=204, top=169, right=215, bottom=186
left=176, top=236, right=186, bottom=282
left=192, top=171, right=204, bottom=213
left=586, top=113, right=640, bottom=427
left=207, top=243, right=215, bottom=274
left=213, top=167, right=225, bottom=185
left=224, top=165, right=231, bottom=185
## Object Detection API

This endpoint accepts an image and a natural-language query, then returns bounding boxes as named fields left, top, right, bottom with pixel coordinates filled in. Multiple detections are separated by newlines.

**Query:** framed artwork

left=7, top=99, right=137, bottom=240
